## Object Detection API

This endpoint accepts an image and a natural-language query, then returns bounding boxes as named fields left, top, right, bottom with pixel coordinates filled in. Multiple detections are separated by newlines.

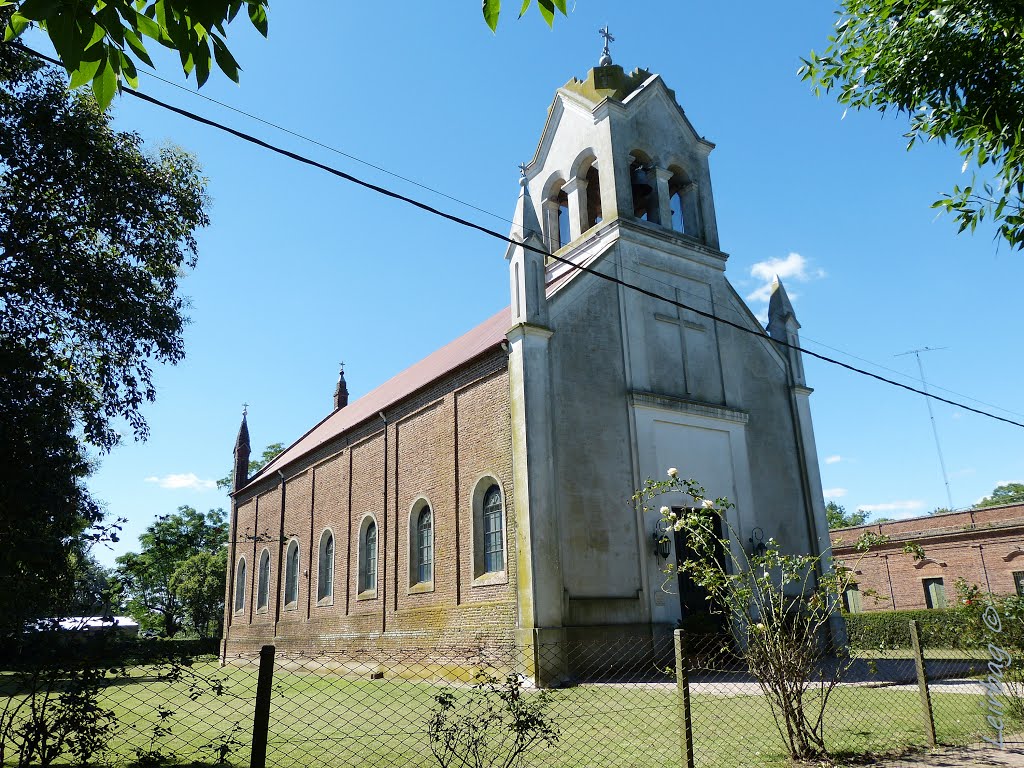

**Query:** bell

left=631, top=165, right=653, bottom=201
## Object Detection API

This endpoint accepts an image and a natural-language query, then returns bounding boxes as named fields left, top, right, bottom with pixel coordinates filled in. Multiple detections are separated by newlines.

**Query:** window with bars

left=483, top=485, right=504, bottom=573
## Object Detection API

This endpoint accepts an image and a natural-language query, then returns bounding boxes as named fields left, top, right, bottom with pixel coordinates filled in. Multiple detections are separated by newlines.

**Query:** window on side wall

left=359, top=518, right=377, bottom=596
left=284, top=539, right=299, bottom=609
left=842, top=584, right=862, bottom=614
left=923, top=577, right=945, bottom=609
left=317, top=530, right=334, bottom=605
left=1014, top=571, right=1024, bottom=597
left=234, top=558, right=246, bottom=613
left=257, top=549, right=270, bottom=612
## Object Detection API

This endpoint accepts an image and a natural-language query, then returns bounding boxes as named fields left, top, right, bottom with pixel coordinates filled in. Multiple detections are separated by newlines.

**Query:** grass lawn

left=1, top=660, right=1007, bottom=767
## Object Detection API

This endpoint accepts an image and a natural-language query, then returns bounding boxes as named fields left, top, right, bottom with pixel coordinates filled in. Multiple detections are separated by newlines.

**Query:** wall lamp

left=749, top=527, right=767, bottom=558
left=653, top=520, right=672, bottom=560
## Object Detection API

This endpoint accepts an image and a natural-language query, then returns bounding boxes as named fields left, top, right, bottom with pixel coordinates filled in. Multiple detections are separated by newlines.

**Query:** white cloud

left=823, top=488, right=847, bottom=499
left=746, top=252, right=826, bottom=305
left=825, top=455, right=842, bottom=465
left=856, top=500, right=926, bottom=514
left=144, top=473, right=217, bottom=492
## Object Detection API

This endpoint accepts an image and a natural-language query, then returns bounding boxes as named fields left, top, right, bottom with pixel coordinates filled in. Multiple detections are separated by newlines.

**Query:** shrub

left=843, top=608, right=975, bottom=650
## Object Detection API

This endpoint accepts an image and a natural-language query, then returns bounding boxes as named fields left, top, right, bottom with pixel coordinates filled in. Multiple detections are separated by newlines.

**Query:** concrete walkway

left=871, top=744, right=1024, bottom=767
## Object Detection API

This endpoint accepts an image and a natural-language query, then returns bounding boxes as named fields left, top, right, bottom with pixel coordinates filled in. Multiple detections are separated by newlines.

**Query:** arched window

left=668, top=166, right=702, bottom=240
left=472, top=478, right=507, bottom=580
left=482, top=486, right=504, bottom=573
left=317, top=530, right=334, bottom=604
left=359, top=518, right=377, bottom=595
left=256, top=549, right=270, bottom=611
left=284, top=539, right=299, bottom=608
left=234, top=558, right=246, bottom=612
left=585, top=164, right=602, bottom=228
left=413, top=506, right=433, bottom=584
left=629, top=152, right=654, bottom=222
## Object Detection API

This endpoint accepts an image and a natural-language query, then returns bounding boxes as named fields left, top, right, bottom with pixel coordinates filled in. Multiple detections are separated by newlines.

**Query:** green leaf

left=247, top=2, right=267, bottom=37
left=482, top=0, right=500, bottom=32
left=552, top=0, right=566, bottom=13
left=210, top=33, right=239, bottom=83
left=194, top=42, right=211, bottom=87
left=4, top=11, right=30, bottom=40
left=120, top=52, right=139, bottom=89
left=124, top=28, right=154, bottom=67
left=69, top=47, right=103, bottom=89
left=134, top=9, right=162, bottom=40
left=518, top=0, right=530, bottom=18
left=16, top=0, right=62, bottom=22
left=537, top=0, right=554, bottom=25
left=92, top=57, right=118, bottom=110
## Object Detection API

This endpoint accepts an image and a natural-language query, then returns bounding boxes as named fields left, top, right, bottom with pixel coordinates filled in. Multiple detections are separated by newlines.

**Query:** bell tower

left=516, top=29, right=720, bottom=259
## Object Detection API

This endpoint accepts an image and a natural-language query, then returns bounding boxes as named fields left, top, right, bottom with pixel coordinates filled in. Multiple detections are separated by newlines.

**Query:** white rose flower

left=659, top=506, right=670, bottom=516
left=667, top=467, right=678, bottom=478
left=701, top=499, right=714, bottom=509
left=673, top=520, right=685, bottom=532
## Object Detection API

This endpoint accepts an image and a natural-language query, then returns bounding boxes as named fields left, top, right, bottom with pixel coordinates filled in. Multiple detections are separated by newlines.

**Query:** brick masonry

left=223, top=350, right=517, bottom=656
left=830, top=503, right=1024, bottom=612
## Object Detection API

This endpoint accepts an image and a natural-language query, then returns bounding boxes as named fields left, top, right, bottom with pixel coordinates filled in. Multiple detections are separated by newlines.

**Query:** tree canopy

left=0, top=40, right=208, bottom=640
left=2, top=0, right=269, bottom=108
left=801, top=0, right=1024, bottom=251
left=826, top=501, right=870, bottom=530
left=115, top=506, right=227, bottom=637
left=978, top=482, right=1024, bottom=508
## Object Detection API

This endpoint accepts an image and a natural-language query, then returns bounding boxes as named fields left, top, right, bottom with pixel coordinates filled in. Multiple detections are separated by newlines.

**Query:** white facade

left=505, top=60, right=830, bottom=643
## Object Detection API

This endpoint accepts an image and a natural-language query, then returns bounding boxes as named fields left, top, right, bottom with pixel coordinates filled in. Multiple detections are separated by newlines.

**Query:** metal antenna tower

left=896, top=346, right=954, bottom=510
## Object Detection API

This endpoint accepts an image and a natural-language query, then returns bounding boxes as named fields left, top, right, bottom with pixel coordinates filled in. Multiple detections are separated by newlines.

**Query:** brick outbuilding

left=830, top=504, right=1024, bottom=612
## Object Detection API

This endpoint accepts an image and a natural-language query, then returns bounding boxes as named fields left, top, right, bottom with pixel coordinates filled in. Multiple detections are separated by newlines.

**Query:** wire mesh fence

left=0, top=624, right=1019, bottom=767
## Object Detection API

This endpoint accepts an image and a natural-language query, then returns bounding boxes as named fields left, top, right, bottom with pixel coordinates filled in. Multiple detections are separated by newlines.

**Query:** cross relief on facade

left=654, top=287, right=709, bottom=397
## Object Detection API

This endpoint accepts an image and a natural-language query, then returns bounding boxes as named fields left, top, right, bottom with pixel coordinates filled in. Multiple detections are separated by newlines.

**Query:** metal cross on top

left=242, top=402, right=249, bottom=417
left=598, top=25, right=614, bottom=66
left=518, top=162, right=529, bottom=177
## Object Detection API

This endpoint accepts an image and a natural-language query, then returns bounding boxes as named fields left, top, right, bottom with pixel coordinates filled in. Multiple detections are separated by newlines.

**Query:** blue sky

left=32, top=2, right=1020, bottom=565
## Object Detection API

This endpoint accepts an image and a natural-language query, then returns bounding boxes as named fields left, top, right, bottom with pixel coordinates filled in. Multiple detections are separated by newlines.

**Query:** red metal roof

left=243, top=307, right=510, bottom=490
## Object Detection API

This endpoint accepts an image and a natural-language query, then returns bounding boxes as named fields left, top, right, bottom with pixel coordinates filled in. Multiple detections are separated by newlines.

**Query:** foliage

left=634, top=469, right=923, bottom=762
left=0, top=650, right=119, bottom=766
left=168, top=549, right=228, bottom=639
left=825, top=501, right=869, bottom=529
left=843, top=607, right=976, bottom=650
left=216, top=441, right=284, bottom=491
left=427, top=670, right=559, bottom=768
left=978, top=482, right=1024, bottom=508
left=0, top=40, right=207, bottom=638
left=115, top=507, right=227, bottom=637
left=2, top=0, right=269, bottom=109
left=481, top=0, right=567, bottom=32
left=800, top=0, right=1024, bottom=251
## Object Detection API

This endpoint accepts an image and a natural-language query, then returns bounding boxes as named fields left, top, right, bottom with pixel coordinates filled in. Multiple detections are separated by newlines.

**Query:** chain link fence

left=0, top=624, right=1017, bottom=767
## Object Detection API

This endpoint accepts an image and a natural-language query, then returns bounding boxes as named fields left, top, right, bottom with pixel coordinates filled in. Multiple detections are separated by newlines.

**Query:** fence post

left=250, top=644, right=275, bottom=768
left=673, top=629, right=696, bottom=768
left=909, top=620, right=937, bottom=746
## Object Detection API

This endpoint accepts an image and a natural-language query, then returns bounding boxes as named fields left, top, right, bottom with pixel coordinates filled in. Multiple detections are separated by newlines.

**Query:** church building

left=221, top=44, right=831, bottom=681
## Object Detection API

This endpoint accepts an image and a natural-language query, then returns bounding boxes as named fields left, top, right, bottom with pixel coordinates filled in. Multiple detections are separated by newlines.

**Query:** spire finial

left=334, top=361, right=350, bottom=410
left=242, top=402, right=249, bottom=418
left=518, top=162, right=529, bottom=186
left=598, top=25, right=614, bottom=66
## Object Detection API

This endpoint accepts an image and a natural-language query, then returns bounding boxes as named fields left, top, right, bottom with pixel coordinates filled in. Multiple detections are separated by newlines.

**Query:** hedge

left=843, top=607, right=977, bottom=650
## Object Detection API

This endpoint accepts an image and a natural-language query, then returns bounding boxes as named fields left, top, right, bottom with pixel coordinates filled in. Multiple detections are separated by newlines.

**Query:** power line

left=104, top=51, right=1024, bottom=423
left=14, top=43, right=1024, bottom=431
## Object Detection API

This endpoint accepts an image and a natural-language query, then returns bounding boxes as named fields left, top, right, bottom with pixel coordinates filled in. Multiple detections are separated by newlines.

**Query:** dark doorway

left=672, top=506, right=727, bottom=629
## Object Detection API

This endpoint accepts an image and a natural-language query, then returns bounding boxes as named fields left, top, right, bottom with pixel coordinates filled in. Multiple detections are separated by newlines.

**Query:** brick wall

left=224, top=350, right=516, bottom=655
left=830, top=503, right=1024, bottom=612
